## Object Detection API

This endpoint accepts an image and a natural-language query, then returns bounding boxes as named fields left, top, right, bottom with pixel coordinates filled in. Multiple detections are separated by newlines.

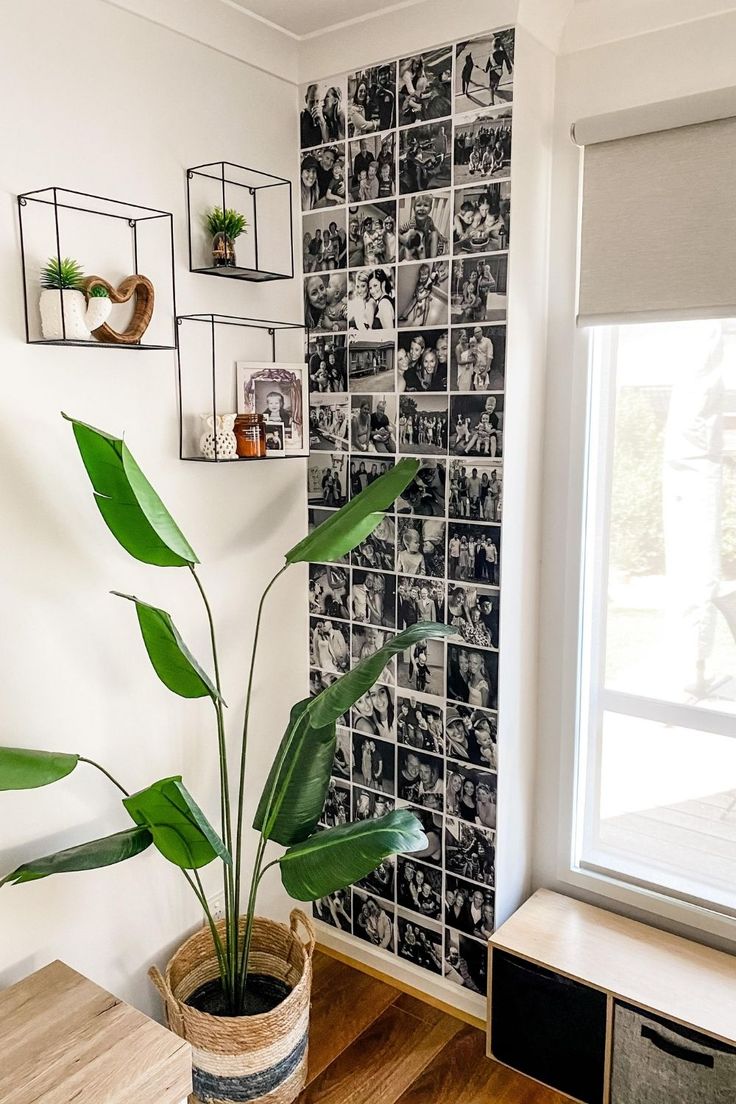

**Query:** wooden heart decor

left=83, top=274, right=155, bottom=344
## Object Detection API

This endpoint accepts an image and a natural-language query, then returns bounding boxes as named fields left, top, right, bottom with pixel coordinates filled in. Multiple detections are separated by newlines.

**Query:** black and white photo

left=395, top=458, right=446, bottom=516
left=352, top=733, right=396, bottom=794
left=333, top=727, right=351, bottom=779
left=348, top=268, right=396, bottom=330
left=299, top=77, right=346, bottom=148
left=397, top=261, right=450, bottom=328
left=450, top=394, right=504, bottom=457
left=447, top=642, right=499, bottom=710
left=300, top=145, right=346, bottom=210
left=445, top=704, right=498, bottom=769
left=351, top=677, right=396, bottom=736
left=304, top=271, right=348, bottom=332
left=404, top=807, right=443, bottom=866
left=353, top=789, right=395, bottom=821
left=397, top=693, right=444, bottom=754
left=451, top=324, right=505, bottom=391
left=397, top=330, right=449, bottom=394
left=397, top=517, right=446, bottom=578
left=351, top=393, right=397, bottom=453
left=399, top=122, right=451, bottom=193
left=448, top=582, right=500, bottom=648
left=356, top=855, right=395, bottom=901
left=310, top=616, right=350, bottom=673
left=264, top=423, right=285, bottom=455
left=307, top=451, right=348, bottom=508
left=302, top=208, right=347, bottom=273
left=445, top=760, right=497, bottom=830
left=444, top=929, right=487, bottom=992
left=348, top=62, right=397, bottom=136
left=445, top=816, right=495, bottom=887
left=320, top=777, right=351, bottom=827
left=307, top=334, right=348, bottom=393
left=448, top=458, right=502, bottom=522
left=452, top=182, right=510, bottom=252
left=397, top=636, right=446, bottom=699
left=313, top=889, right=352, bottom=931
left=348, top=134, right=396, bottom=202
left=352, top=626, right=396, bottom=688
left=398, top=47, right=452, bottom=125
left=397, top=191, right=451, bottom=260
left=351, top=515, right=395, bottom=572
left=445, top=875, right=495, bottom=938
left=351, top=568, right=396, bottom=628
left=236, top=361, right=309, bottom=455
left=397, top=857, right=442, bottom=919
left=309, top=394, right=349, bottom=452
left=455, top=31, right=514, bottom=113
left=348, top=202, right=397, bottom=266
left=348, top=332, right=395, bottom=392
left=349, top=456, right=395, bottom=498
left=396, top=915, right=443, bottom=973
left=353, top=890, right=394, bottom=951
left=397, top=747, right=444, bottom=809
left=397, top=394, right=448, bottom=455
left=397, top=576, right=446, bottom=629
left=453, top=106, right=512, bottom=186
left=450, top=254, right=508, bottom=323
left=308, top=563, right=350, bottom=621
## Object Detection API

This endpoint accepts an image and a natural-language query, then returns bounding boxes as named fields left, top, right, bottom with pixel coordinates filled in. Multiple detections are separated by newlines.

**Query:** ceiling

left=229, top=0, right=427, bottom=38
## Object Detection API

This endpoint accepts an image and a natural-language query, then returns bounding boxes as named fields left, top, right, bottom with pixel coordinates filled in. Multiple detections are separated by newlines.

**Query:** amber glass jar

left=234, top=413, right=266, bottom=459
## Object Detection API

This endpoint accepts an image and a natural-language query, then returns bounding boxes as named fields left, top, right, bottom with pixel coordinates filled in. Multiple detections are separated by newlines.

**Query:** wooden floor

left=301, top=950, right=567, bottom=1104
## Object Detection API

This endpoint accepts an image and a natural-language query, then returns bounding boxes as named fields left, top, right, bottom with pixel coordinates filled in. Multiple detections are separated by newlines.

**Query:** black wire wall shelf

left=17, top=187, right=177, bottom=349
left=186, top=162, right=294, bottom=283
left=176, top=313, right=308, bottom=463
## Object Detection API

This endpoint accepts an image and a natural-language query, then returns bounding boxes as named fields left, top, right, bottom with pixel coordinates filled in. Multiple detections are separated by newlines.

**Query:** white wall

left=536, top=8, right=736, bottom=951
left=0, top=0, right=304, bottom=1018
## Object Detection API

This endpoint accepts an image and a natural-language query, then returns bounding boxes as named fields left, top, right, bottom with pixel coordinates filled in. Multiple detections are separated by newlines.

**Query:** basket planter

left=150, top=910, right=315, bottom=1104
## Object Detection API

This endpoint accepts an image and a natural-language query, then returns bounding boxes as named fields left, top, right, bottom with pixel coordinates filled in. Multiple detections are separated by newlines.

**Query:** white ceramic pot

left=200, top=413, right=238, bottom=460
left=39, top=288, right=112, bottom=341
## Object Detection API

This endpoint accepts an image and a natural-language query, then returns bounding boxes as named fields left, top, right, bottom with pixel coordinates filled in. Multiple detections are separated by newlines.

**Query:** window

left=574, top=320, right=736, bottom=916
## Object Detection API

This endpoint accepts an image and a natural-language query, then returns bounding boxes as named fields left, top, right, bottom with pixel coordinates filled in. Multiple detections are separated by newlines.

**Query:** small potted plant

left=205, top=206, right=248, bottom=268
left=0, top=420, right=451, bottom=1104
left=39, top=257, right=111, bottom=340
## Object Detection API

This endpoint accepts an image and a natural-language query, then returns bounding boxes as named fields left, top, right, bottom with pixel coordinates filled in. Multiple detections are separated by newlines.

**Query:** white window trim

left=550, top=324, right=736, bottom=948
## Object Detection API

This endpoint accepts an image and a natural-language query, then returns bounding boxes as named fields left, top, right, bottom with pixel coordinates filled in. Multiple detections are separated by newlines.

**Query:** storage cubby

left=186, top=162, right=294, bottom=282
left=17, top=186, right=177, bottom=349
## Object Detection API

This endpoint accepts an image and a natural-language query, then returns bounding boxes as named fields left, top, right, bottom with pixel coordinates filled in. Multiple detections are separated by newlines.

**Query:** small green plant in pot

left=204, top=206, right=248, bottom=268
left=0, top=417, right=452, bottom=1104
left=38, top=257, right=111, bottom=341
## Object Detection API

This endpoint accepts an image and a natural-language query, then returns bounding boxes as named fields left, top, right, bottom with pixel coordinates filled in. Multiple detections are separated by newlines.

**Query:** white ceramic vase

left=200, top=413, right=238, bottom=460
left=39, top=288, right=112, bottom=341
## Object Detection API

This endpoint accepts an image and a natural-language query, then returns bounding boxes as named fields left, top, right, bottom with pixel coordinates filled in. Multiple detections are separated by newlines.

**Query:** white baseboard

left=314, top=919, right=487, bottom=1026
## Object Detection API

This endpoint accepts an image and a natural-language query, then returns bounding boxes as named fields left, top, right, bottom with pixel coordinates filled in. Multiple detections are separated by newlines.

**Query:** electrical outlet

left=205, top=891, right=226, bottom=926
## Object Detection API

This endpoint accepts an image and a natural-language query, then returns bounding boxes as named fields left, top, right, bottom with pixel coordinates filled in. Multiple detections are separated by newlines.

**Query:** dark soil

left=185, top=973, right=291, bottom=1017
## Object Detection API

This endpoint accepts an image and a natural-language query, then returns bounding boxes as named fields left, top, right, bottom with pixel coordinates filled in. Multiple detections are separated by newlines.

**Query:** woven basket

left=150, top=910, right=315, bottom=1104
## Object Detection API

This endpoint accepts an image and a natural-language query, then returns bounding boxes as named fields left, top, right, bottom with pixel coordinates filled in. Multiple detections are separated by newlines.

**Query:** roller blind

left=577, top=114, right=736, bottom=325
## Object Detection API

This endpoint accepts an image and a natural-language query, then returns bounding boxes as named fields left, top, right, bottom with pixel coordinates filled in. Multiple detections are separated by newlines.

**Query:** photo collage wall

left=300, top=27, right=514, bottom=998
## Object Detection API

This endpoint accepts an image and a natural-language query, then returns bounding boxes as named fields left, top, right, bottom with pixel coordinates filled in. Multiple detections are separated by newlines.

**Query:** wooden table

left=0, top=960, right=191, bottom=1104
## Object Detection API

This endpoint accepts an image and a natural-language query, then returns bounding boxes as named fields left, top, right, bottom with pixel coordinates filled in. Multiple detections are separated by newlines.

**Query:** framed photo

left=264, top=423, right=285, bottom=456
left=236, top=362, right=309, bottom=456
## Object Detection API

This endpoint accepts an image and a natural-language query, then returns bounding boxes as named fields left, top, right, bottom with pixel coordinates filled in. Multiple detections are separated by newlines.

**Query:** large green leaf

left=0, top=827, right=152, bottom=886
left=0, top=747, right=79, bottom=790
left=114, top=593, right=221, bottom=702
left=253, top=699, right=336, bottom=846
left=123, top=776, right=230, bottom=870
left=285, top=458, right=420, bottom=565
left=279, top=810, right=427, bottom=900
left=63, top=414, right=198, bottom=567
left=308, top=622, right=454, bottom=727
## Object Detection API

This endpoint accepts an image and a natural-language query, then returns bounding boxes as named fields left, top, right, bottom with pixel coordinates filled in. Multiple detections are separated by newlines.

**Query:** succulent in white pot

left=39, top=257, right=112, bottom=341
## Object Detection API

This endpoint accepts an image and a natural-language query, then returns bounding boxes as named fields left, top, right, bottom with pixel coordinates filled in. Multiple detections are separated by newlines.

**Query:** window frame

left=552, top=323, right=736, bottom=946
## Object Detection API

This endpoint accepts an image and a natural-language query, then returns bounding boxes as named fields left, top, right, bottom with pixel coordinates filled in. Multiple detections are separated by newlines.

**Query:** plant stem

left=183, top=869, right=232, bottom=1005
left=189, top=565, right=237, bottom=998
left=232, top=565, right=288, bottom=998
left=235, top=834, right=267, bottom=1012
left=78, top=757, right=130, bottom=797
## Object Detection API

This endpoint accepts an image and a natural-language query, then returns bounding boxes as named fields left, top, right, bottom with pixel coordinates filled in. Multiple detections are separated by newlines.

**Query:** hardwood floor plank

left=393, top=1025, right=569, bottom=1104
left=392, top=992, right=447, bottom=1025
left=307, top=953, right=400, bottom=1085
left=300, top=1004, right=462, bottom=1104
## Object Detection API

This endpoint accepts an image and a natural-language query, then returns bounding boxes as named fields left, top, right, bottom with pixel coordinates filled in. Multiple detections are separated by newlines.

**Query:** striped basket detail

left=150, top=910, right=315, bottom=1104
